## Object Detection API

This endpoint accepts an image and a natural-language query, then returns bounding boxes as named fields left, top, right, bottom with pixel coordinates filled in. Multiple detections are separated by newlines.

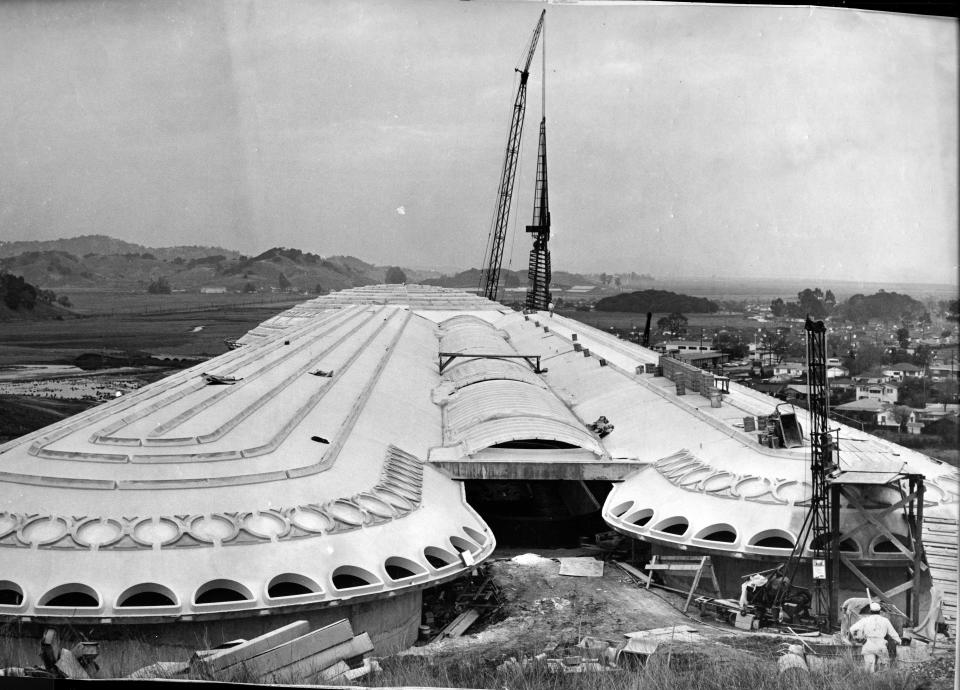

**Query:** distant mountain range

left=0, top=235, right=596, bottom=293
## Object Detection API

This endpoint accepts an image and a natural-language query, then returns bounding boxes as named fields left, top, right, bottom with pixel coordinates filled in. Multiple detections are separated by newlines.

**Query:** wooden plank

left=683, top=557, right=708, bottom=614
left=220, top=620, right=355, bottom=677
left=645, top=563, right=706, bottom=571
left=438, top=609, right=480, bottom=639
left=199, top=620, right=311, bottom=672
left=613, top=561, right=652, bottom=585
left=264, top=633, right=373, bottom=684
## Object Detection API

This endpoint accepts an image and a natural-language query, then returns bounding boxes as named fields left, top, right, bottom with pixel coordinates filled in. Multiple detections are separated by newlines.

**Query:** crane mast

left=524, top=116, right=551, bottom=310
left=479, top=10, right=545, bottom=302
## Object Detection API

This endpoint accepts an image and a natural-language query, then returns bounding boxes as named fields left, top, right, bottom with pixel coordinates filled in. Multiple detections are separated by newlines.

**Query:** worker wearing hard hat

left=849, top=602, right=901, bottom=672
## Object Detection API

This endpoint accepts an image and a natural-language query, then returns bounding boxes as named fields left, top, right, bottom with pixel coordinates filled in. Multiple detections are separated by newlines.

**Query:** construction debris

left=558, top=556, right=605, bottom=577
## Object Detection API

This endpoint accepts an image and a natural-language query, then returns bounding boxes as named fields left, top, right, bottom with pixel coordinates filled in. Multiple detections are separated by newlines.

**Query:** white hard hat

left=869, top=602, right=881, bottom=612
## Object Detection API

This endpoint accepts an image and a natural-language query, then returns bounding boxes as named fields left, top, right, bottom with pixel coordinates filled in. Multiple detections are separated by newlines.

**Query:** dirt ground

left=408, top=552, right=740, bottom=660
left=402, top=550, right=956, bottom=687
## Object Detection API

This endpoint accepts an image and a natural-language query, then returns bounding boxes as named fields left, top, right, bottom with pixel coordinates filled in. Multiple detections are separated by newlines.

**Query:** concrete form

left=0, top=284, right=956, bottom=648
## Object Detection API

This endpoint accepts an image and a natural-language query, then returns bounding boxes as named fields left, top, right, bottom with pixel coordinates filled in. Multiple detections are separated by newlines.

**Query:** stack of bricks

left=659, top=355, right=721, bottom=403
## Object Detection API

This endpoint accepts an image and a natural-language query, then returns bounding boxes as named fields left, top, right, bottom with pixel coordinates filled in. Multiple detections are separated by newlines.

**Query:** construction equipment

left=479, top=10, right=545, bottom=302
left=641, top=312, right=652, bottom=347
left=773, top=316, right=836, bottom=629
left=524, top=115, right=551, bottom=310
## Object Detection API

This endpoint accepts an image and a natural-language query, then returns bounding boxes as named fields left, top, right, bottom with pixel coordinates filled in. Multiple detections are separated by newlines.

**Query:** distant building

left=855, top=380, right=899, bottom=404
left=882, top=362, right=924, bottom=381
left=773, top=362, right=804, bottom=378
left=833, top=398, right=916, bottom=429
left=200, top=286, right=227, bottom=294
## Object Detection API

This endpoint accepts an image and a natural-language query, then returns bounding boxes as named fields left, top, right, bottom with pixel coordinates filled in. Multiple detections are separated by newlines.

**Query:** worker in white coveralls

left=849, top=602, right=900, bottom=672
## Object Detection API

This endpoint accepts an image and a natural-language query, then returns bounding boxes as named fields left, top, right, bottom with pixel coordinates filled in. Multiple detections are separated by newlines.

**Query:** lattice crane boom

left=479, top=10, right=545, bottom=302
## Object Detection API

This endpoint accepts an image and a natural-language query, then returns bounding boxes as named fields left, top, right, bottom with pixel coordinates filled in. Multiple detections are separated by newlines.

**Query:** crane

left=479, top=10, right=545, bottom=302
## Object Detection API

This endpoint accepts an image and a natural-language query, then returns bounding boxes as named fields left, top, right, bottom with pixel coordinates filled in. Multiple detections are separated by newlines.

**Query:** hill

left=0, top=235, right=239, bottom=262
left=423, top=268, right=593, bottom=290
left=0, top=271, right=72, bottom=320
left=594, top=289, right=720, bottom=313
left=836, top=291, right=928, bottom=323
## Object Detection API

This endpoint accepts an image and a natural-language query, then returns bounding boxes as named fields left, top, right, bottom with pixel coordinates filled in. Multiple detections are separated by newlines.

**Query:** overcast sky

left=0, top=1, right=956, bottom=284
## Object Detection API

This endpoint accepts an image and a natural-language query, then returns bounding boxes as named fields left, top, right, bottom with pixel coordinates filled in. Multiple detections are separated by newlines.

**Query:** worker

left=548, top=301, right=555, bottom=318
left=739, top=572, right=768, bottom=612
left=849, top=602, right=901, bottom=672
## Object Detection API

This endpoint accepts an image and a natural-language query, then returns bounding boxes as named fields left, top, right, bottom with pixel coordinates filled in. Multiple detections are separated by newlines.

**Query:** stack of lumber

left=922, top=515, right=958, bottom=637
left=193, top=618, right=374, bottom=683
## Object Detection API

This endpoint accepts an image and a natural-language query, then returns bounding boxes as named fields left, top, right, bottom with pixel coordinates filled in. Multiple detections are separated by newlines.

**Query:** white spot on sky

left=396, top=206, right=406, bottom=215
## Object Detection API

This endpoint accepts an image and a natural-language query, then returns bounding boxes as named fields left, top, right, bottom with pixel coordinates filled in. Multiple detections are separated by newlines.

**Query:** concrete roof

left=0, top=284, right=957, bottom=623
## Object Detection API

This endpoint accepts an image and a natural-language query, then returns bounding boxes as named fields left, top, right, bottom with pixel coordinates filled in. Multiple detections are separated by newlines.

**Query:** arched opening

left=695, top=524, right=737, bottom=543
left=331, top=566, right=380, bottom=590
left=40, top=583, right=100, bottom=608
left=749, top=530, right=795, bottom=550
left=652, top=516, right=689, bottom=536
left=608, top=501, right=634, bottom=518
left=117, top=583, right=178, bottom=608
left=450, top=536, right=477, bottom=554
left=267, top=573, right=321, bottom=599
left=424, top=546, right=459, bottom=569
left=385, top=557, right=426, bottom=581
left=194, top=579, right=253, bottom=605
left=623, top=508, right=653, bottom=527
left=871, top=534, right=910, bottom=554
left=463, top=526, right=488, bottom=545
left=491, top=439, right=580, bottom=450
left=0, top=581, right=24, bottom=606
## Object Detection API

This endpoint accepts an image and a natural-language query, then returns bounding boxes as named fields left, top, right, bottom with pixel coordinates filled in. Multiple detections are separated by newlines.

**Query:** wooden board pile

left=190, top=618, right=374, bottom=683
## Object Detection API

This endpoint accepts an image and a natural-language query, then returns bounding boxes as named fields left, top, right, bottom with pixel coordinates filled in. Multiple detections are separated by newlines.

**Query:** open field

left=56, top=289, right=303, bottom=316
left=561, top=310, right=783, bottom=334
left=0, top=300, right=299, bottom=365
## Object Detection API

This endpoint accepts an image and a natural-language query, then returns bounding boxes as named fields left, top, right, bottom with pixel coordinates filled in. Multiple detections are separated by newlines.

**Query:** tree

left=277, top=272, right=291, bottom=291
left=314, top=283, right=325, bottom=295
left=898, top=379, right=926, bottom=408
left=656, top=312, right=688, bottom=336
left=56, top=295, right=72, bottom=307
left=147, top=276, right=171, bottom=294
left=895, top=326, right=910, bottom=350
left=243, top=282, right=257, bottom=293
left=845, top=342, right=884, bottom=376
left=385, top=266, right=407, bottom=284
left=890, top=405, right=914, bottom=431
left=770, top=298, right=786, bottom=317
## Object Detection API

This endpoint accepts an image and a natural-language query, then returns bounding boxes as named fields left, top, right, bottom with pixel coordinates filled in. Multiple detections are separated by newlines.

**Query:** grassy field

left=57, top=289, right=302, bottom=316
left=0, top=299, right=301, bottom=365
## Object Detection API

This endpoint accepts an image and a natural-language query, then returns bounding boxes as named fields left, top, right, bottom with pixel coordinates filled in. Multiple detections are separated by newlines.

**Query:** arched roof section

left=441, top=358, right=546, bottom=391
left=445, top=380, right=603, bottom=455
left=439, top=317, right=512, bottom=357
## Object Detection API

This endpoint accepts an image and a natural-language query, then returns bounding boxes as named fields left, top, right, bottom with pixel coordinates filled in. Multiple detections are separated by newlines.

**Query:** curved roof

left=0, top=288, right=502, bottom=623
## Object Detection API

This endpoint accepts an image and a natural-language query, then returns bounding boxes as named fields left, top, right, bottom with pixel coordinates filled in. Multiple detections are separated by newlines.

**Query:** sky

left=0, top=1, right=956, bottom=284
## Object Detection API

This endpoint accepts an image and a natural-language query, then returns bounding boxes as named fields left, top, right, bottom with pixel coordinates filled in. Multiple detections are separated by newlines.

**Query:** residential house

left=928, top=361, right=959, bottom=382
left=881, top=362, right=924, bottom=381
left=855, top=379, right=899, bottom=404
left=832, top=398, right=916, bottom=429
left=773, top=362, right=804, bottom=378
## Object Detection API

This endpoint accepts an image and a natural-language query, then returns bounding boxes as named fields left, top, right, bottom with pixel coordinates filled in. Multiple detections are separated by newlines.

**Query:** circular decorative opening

left=22, top=517, right=69, bottom=545
left=326, top=501, right=366, bottom=527
left=267, top=573, right=321, bottom=599
left=76, top=519, right=122, bottom=547
left=331, top=566, right=379, bottom=590
left=289, top=507, right=333, bottom=533
left=749, top=529, right=795, bottom=550
left=194, top=579, right=253, bottom=605
left=652, top=516, right=689, bottom=536
left=243, top=512, right=287, bottom=538
left=355, top=494, right=395, bottom=519
left=117, top=583, right=178, bottom=608
left=40, top=583, right=100, bottom=608
left=695, top=524, right=737, bottom=543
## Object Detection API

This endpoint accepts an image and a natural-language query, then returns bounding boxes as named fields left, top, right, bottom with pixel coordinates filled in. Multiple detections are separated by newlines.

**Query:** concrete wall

left=1, top=589, right=421, bottom=677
